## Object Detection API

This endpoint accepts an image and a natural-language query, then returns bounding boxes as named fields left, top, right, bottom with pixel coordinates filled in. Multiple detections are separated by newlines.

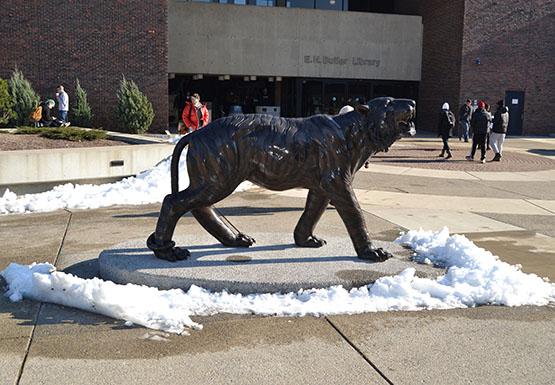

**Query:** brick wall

left=460, top=0, right=555, bottom=134
left=402, top=0, right=466, bottom=133
left=0, top=1, right=168, bottom=132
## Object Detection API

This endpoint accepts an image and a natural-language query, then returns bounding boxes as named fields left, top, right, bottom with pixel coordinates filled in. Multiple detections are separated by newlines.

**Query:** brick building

left=0, top=0, right=553, bottom=135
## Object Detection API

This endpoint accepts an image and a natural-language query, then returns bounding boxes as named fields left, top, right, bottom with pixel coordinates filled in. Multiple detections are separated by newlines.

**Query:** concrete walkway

left=1, top=136, right=554, bottom=384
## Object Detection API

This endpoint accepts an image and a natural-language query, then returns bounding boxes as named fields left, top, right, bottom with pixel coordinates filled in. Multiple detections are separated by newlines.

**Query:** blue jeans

left=459, top=120, right=469, bottom=141
left=59, top=110, right=68, bottom=123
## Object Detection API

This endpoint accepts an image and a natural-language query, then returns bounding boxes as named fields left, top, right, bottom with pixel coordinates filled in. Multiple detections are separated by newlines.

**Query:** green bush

left=0, top=78, right=15, bottom=126
left=71, top=78, right=93, bottom=127
left=15, top=126, right=107, bottom=141
left=116, top=77, right=154, bottom=134
left=9, top=69, right=40, bottom=126
left=14, top=127, right=45, bottom=135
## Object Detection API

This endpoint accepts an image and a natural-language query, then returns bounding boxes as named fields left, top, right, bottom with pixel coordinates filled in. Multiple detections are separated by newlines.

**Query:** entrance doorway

left=504, top=90, right=525, bottom=136
left=169, top=75, right=280, bottom=128
left=299, top=78, right=418, bottom=117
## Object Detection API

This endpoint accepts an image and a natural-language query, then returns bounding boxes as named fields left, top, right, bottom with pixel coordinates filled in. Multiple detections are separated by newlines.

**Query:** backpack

left=447, top=111, right=455, bottom=128
left=29, top=105, right=42, bottom=122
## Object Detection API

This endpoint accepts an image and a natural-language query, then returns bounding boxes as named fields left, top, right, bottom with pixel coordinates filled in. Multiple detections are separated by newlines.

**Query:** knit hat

left=442, top=102, right=449, bottom=110
left=478, top=100, right=486, bottom=109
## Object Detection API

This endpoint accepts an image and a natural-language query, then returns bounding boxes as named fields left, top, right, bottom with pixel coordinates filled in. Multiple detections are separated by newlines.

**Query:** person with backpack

left=39, top=99, right=69, bottom=127
left=458, top=99, right=472, bottom=142
left=466, top=100, right=491, bottom=163
left=437, top=102, right=455, bottom=159
left=490, top=100, right=509, bottom=161
left=181, top=93, right=209, bottom=134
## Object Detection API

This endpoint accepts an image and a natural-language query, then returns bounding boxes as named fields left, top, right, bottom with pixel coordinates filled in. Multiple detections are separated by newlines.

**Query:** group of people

left=438, top=98, right=509, bottom=163
left=33, top=85, right=71, bottom=127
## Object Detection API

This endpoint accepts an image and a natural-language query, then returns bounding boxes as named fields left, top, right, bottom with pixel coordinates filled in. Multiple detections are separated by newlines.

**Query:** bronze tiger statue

left=147, top=97, right=416, bottom=262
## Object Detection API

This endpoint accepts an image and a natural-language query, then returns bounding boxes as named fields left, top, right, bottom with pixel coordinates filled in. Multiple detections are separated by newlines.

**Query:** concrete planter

left=0, top=143, right=174, bottom=193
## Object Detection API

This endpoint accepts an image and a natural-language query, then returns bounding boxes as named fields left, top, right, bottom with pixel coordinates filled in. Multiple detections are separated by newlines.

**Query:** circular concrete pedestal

left=99, top=232, right=442, bottom=294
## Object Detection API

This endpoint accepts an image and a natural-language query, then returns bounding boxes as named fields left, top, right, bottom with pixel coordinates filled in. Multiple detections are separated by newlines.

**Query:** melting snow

left=2, top=228, right=553, bottom=335
left=0, top=148, right=252, bottom=215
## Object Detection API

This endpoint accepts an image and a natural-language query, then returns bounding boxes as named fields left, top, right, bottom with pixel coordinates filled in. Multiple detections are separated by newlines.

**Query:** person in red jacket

left=181, top=93, right=210, bottom=134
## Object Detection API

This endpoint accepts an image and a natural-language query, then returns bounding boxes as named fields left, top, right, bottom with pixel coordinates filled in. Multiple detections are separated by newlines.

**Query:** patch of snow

left=1, top=228, right=553, bottom=335
left=0, top=148, right=253, bottom=215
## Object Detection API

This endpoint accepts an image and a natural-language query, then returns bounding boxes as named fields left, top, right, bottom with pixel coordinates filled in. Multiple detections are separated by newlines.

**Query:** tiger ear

left=356, top=104, right=370, bottom=115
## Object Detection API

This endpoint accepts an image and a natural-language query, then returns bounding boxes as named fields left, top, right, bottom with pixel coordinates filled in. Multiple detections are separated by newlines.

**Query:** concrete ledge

left=99, top=232, right=443, bottom=294
left=0, top=143, right=173, bottom=186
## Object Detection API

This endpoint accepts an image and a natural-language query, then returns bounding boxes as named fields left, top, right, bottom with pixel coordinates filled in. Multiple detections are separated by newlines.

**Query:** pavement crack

left=15, top=210, right=72, bottom=384
left=15, top=303, right=42, bottom=385
left=54, top=210, right=73, bottom=267
left=325, top=317, right=395, bottom=385
left=472, top=180, right=539, bottom=200
left=524, top=199, right=555, bottom=215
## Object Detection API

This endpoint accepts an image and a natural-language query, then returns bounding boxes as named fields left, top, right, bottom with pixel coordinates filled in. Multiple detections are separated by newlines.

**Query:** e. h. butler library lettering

left=304, top=55, right=381, bottom=68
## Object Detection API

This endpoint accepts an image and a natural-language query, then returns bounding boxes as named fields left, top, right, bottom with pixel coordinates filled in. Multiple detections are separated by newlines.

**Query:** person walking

left=437, top=102, right=455, bottom=159
left=490, top=100, right=509, bottom=161
left=181, top=93, right=209, bottom=134
left=458, top=99, right=472, bottom=142
left=55, top=85, right=69, bottom=124
left=466, top=100, right=491, bottom=163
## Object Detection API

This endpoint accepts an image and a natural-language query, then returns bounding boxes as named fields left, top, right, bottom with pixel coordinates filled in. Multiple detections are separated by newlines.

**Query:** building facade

left=0, top=0, right=553, bottom=135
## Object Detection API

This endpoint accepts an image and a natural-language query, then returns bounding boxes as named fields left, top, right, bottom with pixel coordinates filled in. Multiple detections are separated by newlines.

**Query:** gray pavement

left=1, top=136, right=554, bottom=384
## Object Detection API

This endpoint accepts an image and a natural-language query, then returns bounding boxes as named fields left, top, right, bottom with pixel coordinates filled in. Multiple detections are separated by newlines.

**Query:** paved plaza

left=1, top=136, right=554, bottom=385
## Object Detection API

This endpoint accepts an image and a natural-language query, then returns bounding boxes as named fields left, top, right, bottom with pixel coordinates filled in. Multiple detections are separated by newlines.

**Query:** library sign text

left=303, top=55, right=380, bottom=67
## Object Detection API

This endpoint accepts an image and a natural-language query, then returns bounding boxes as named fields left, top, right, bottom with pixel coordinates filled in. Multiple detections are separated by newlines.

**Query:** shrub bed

left=15, top=127, right=107, bottom=141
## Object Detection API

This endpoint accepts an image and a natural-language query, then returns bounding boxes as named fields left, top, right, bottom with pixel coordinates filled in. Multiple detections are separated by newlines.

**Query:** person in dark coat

left=458, top=99, right=472, bottom=142
left=39, top=99, right=67, bottom=127
left=466, top=100, right=491, bottom=163
left=437, top=102, right=455, bottom=159
left=490, top=99, right=509, bottom=161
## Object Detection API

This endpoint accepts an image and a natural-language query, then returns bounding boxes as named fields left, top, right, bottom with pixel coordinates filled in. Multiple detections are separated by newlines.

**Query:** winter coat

left=39, top=102, right=54, bottom=125
left=492, top=106, right=509, bottom=134
left=437, top=110, right=455, bottom=138
left=182, top=101, right=210, bottom=131
left=470, top=108, right=491, bottom=135
left=459, top=104, right=472, bottom=123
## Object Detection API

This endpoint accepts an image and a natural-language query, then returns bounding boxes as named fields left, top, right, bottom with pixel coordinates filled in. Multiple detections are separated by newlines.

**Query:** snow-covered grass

left=0, top=148, right=253, bottom=215
left=2, top=228, right=553, bottom=335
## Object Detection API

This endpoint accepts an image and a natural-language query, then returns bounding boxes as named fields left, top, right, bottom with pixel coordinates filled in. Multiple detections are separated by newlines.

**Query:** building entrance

left=169, top=75, right=418, bottom=128
left=169, top=75, right=281, bottom=128
left=297, top=78, right=418, bottom=116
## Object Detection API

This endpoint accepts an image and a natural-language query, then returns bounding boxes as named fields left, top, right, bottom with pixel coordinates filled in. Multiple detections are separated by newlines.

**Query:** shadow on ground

left=112, top=206, right=306, bottom=219
left=528, top=149, right=555, bottom=157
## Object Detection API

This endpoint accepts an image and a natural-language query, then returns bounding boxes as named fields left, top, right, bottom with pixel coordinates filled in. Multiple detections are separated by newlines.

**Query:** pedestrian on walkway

left=466, top=100, right=491, bottom=163
left=490, top=100, right=509, bottom=161
left=181, top=93, right=210, bottom=134
left=485, top=102, right=492, bottom=151
left=458, top=99, right=472, bottom=142
left=55, top=85, right=69, bottom=124
left=437, top=102, right=455, bottom=159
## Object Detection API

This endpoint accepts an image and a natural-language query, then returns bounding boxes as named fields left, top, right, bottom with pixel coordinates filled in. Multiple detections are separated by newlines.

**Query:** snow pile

left=396, top=228, right=554, bottom=307
left=0, top=150, right=253, bottom=215
left=2, top=228, right=553, bottom=335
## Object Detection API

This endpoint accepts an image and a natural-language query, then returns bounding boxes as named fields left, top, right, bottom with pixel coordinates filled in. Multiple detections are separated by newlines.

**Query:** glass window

left=286, top=0, right=315, bottom=9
